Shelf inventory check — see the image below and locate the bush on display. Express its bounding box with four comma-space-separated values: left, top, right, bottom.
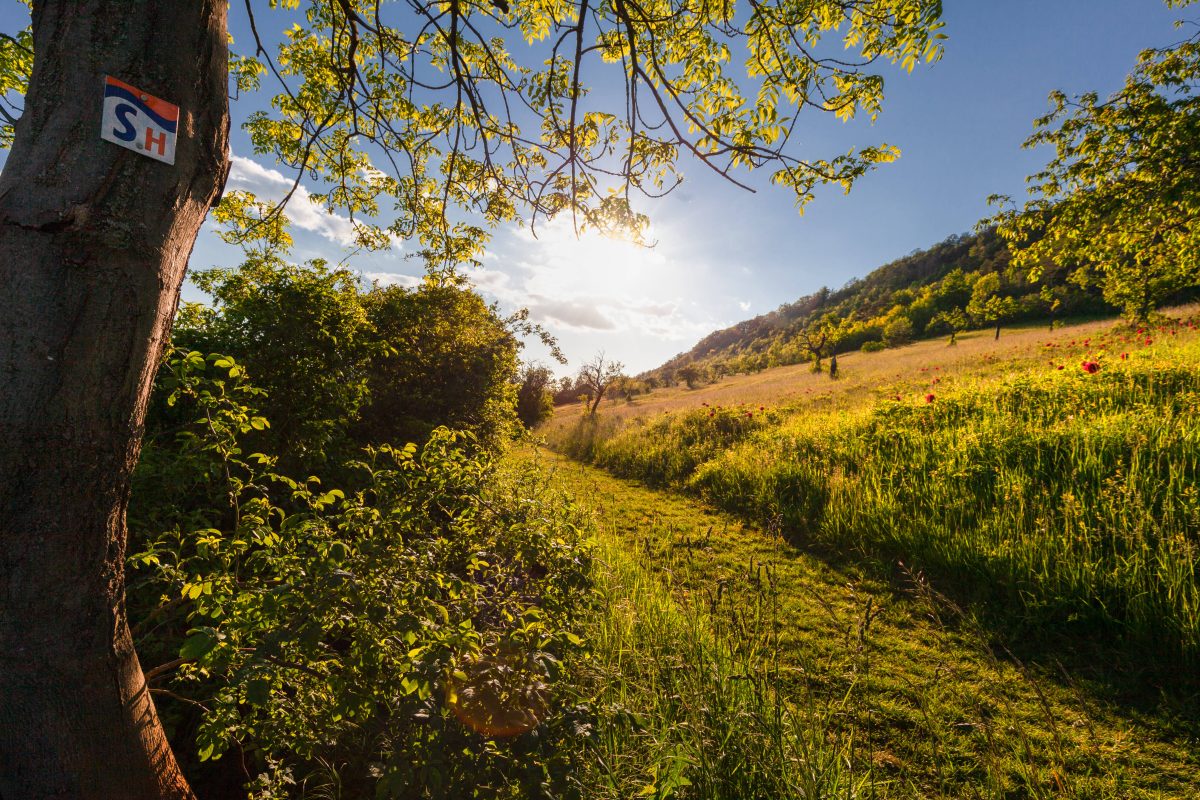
356, 280, 520, 450
129, 350, 594, 798
172, 259, 523, 480
515, 364, 556, 429
860, 340, 886, 353
881, 317, 915, 348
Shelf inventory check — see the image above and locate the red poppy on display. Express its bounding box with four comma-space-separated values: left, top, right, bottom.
1057, 365, 1065, 370
1145, 338, 1153, 345
1081, 360, 1100, 374
1121, 353, 1129, 360
925, 393, 936, 403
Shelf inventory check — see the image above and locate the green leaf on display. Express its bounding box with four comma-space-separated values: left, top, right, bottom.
245, 677, 271, 706
179, 627, 222, 660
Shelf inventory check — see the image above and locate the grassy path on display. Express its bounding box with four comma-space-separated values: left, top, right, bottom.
517, 446, 1200, 799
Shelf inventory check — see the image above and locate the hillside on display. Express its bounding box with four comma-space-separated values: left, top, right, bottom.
645, 227, 1108, 383
534, 308, 1200, 798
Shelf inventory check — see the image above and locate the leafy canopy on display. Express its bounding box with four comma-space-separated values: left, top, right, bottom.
990, 0, 1200, 322
220, 0, 945, 261
0, 1, 946, 261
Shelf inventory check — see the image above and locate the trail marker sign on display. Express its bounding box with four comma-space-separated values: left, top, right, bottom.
100, 76, 178, 165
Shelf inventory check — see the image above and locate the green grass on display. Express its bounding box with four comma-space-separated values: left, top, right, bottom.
519, 447, 1200, 799
543, 314, 1200, 670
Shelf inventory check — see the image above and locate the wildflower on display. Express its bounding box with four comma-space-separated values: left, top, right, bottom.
925, 393, 936, 403
1057, 365, 1065, 370
1121, 352, 1129, 360
1145, 338, 1153, 345
758, 406, 764, 411
1081, 360, 1100, 374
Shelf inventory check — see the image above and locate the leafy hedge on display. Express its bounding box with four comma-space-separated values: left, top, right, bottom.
129, 350, 594, 798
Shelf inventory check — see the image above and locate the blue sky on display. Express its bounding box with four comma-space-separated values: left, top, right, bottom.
0, 1, 1189, 375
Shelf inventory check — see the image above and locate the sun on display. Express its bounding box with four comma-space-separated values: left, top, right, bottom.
526, 220, 674, 302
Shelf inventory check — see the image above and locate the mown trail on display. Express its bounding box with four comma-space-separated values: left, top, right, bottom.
518, 446, 1200, 799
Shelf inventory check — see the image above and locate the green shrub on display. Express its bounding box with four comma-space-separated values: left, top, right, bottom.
129, 350, 593, 798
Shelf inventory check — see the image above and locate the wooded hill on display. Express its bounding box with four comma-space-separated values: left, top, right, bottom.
645, 227, 1136, 383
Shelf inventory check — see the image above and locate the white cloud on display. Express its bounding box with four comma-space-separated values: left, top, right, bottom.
461, 218, 725, 344
527, 297, 617, 330
362, 271, 421, 288
226, 155, 359, 247
739, 300, 752, 312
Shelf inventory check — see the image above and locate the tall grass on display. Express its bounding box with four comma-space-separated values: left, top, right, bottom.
546, 336, 1200, 666
577, 520, 867, 799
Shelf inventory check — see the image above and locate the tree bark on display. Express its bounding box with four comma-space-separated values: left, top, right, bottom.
0, 2, 228, 798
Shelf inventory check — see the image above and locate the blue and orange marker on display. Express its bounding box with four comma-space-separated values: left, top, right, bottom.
100, 76, 178, 165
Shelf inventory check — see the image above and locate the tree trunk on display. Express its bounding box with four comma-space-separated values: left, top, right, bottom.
995, 323, 1001, 340
0, 3, 229, 798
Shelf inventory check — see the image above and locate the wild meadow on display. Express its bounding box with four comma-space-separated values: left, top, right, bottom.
529, 312, 1200, 797
544, 314, 1200, 670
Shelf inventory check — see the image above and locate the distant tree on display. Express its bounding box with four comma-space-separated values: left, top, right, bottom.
991, 1, 1200, 322
516, 364, 557, 429
829, 353, 839, 379
928, 308, 969, 345
797, 325, 836, 372
934, 268, 974, 313
678, 364, 703, 389
610, 376, 650, 401
967, 273, 1019, 339
578, 353, 626, 415
881, 316, 915, 348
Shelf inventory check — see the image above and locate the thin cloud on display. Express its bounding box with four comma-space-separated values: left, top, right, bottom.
362, 271, 421, 288
226, 155, 359, 247
527, 297, 617, 331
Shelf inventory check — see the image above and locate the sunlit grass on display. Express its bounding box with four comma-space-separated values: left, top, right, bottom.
521, 448, 1200, 799
542, 309, 1200, 665
545, 314, 1155, 431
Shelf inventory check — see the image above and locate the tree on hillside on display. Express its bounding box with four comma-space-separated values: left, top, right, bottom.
678, 363, 703, 389
881, 315, 915, 347
990, 0, 1200, 323
928, 308, 969, 345
967, 273, 1019, 339
797, 324, 837, 372
0, 1, 945, 796
578, 352, 626, 415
